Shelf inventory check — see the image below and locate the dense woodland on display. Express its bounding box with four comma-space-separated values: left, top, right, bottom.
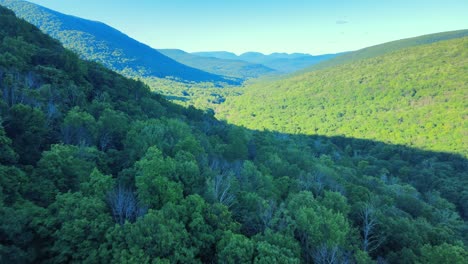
219, 37, 468, 157
0, 5, 467, 264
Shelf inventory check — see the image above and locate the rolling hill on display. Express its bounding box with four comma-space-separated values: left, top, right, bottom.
158, 48, 277, 79
193, 51, 340, 73
218, 35, 468, 157
306, 29, 468, 72
0, 0, 239, 84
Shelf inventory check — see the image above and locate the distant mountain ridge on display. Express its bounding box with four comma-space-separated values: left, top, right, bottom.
193, 51, 341, 73
157, 49, 276, 79
0, 0, 239, 84
192, 51, 240, 61
306, 29, 468, 72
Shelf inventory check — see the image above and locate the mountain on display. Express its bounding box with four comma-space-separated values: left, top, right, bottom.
157, 49, 277, 79
306, 29, 468, 72
239, 51, 322, 62
0, 5, 467, 263
193, 51, 341, 73
192, 51, 240, 60
218, 34, 468, 157
0, 0, 239, 84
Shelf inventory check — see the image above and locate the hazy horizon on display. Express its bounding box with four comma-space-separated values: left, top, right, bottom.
26, 0, 468, 55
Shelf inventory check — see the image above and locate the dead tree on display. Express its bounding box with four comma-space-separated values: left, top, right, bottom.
211, 172, 235, 208
107, 185, 146, 225
360, 203, 384, 253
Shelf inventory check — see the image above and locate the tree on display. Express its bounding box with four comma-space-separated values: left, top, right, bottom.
107, 185, 146, 225
234, 192, 269, 236
253, 230, 301, 264
208, 171, 236, 208
418, 243, 467, 264
178, 195, 222, 262
360, 203, 384, 253
135, 146, 182, 209
123, 119, 166, 164
254, 241, 300, 264
174, 134, 204, 157
217, 231, 254, 264
96, 108, 129, 151
311, 244, 347, 264
224, 127, 249, 161
0, 201, 46, 263
61, 107, 96, 146
32, 144, 101, 205
174, 151, 203, 195
4, 104, 47, 164
48, 192, 113, 263
287, 191, 350, 263
320, 190, 350, 216
239, 161, 269, 194
80, 168, 114, 198
103, 207, 195, 263
0, 165, 27, 205
0, 121, 18, 164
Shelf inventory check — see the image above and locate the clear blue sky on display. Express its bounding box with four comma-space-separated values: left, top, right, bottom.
28, 0, 468, 55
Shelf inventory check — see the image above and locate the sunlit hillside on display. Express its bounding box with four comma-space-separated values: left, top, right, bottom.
219, 36, 468, 157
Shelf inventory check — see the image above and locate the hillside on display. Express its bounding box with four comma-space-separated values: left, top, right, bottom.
218, 36, 468, 157
0, 0, 239, 84
0, 4, 467, 264
306, 29, 468, 72
158, 49, 277, 79
194, 51, 340, 73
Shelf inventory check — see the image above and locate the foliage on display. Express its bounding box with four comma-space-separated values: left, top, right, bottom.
142, 76, 245, 111
418, 243, 467, 264
0, 4, 466, 263
219, 37, 468, 157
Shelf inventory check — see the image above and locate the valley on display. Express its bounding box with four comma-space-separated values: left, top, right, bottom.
0, 1, 467, 263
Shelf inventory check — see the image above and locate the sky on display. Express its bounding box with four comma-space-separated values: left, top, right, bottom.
27, 0, 468, 55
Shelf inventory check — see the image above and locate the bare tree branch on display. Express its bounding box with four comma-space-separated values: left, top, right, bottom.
107, 185, 147, 225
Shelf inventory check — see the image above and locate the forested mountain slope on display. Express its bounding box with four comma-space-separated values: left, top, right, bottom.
193, 51, 340, 73
158, 49, 277, 80
0, 0, 238, 84
305, 29, 468, 72
218, 37, 468, 157
0, 5, 467, 264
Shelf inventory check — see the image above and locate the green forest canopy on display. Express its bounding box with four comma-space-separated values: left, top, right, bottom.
0, 5, 467, 264
218, 37, 468, 157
